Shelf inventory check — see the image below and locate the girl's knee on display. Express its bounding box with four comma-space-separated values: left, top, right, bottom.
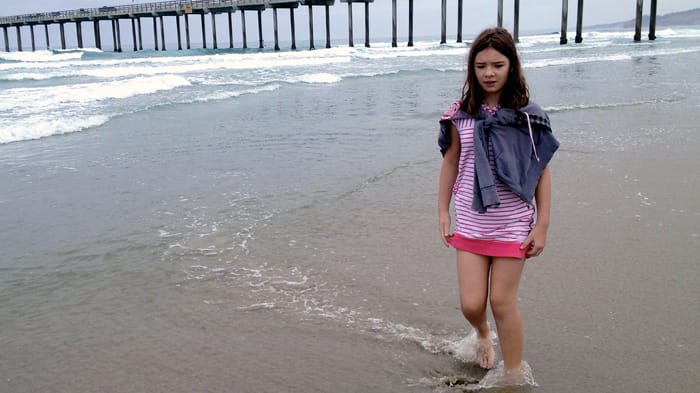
489, 292, 518, 319
460, 300, 487, 320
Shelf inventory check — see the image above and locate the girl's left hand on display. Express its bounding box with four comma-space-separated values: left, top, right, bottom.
521, 225, 548, 258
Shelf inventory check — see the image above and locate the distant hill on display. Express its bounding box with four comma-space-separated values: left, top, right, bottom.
589, 8, 700, 30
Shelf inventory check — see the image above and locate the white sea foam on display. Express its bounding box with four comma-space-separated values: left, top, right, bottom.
465, 361, 538, 390
0, 74, 190, 111
297, 72, 342, 84
237, 303, 276, 311
447, 329, 498, 363
0, 74, 190, 144
0, 115, 109, 144
352, 44, 467, 60
0, 72, 56, 81
543, 96, 681, 113
0, 49, 352, 79
77, 54, 352, 79
178, 84, 280, 104
0, 49, 85, 63
526, 53, 632, 68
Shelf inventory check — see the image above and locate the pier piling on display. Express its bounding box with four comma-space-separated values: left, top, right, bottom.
212, 13, 218, 49
3, 26, 8, 52
391, 0, 396, 47
291, 8, 297, 49
257, 10, 264, 48
77, 22, 83, 49
457, 0, 463, 43
513, 0, 520, 42
15, 26, 21, 51
116, 20, 122, 52
153, 17, 159, 50
131, 19, 137, 51
30, 25, 35, 51
273, 8, 279, 50
161, 16, 166, 50
109, 19, 117, 52
634, 0, 644, 41
240, 11, 247, 49
176, 15, 183, 50
44, 24, 49, 50
440, 0, 446, 45
364, 1, 369, 47
137, 18, 143, 50
575, 0, 584, 43
560, 0, 569, 45
228, 12, 234, 48
60, 22, 66, 50
185, 14, 191, 49
408, 0, 413, 47
347, 2, 353, 47
94, 21, 102, 50
308, 5, 314, 49
201, 14, 207, 49
649, 0, 658, 40
325, 4, 331, 48
497, 0, 503, 28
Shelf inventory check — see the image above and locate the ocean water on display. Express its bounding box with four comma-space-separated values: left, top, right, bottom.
1, 28, 699, 392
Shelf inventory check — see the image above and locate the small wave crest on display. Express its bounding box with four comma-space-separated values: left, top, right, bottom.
184, 83, 280, 103
0, 115, 109, 144
0, 74, 192, 144
526, 45, 700, 69
526, 53, 631, 68
297, 72, 342, 84
0, 72, 57, 81
0, 49, 85, 63
0, 74, 190, 111
544, 96, 682, 113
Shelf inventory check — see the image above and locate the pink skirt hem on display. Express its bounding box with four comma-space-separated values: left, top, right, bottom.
449, 233, 528, 259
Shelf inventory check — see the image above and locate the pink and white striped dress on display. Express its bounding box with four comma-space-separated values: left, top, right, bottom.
442, 103, 535, 259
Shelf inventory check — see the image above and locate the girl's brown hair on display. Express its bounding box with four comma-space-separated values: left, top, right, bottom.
460, 27, 529, 116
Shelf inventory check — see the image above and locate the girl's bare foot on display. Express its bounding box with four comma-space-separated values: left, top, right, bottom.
474, 361, 537, 389
475, 335, 495, 369
503, 365, 526, 385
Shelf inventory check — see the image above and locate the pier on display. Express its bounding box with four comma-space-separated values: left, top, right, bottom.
0, 0, 662, 53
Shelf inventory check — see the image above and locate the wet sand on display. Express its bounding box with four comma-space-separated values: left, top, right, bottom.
524, 141, 700, 392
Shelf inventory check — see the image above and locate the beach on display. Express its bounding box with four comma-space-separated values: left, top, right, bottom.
1, 30, 699, 392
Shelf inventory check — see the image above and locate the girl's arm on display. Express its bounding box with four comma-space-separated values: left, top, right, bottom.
438, 124, 460, 247
522, 165, 551, 257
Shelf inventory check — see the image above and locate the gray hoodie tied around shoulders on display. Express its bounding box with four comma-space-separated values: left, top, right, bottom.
439, 101, 560, 214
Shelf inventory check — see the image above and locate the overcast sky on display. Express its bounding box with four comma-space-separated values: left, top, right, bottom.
1, 1, 698, 45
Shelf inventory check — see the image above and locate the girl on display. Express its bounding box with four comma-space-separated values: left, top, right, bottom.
437, 27, 559, 382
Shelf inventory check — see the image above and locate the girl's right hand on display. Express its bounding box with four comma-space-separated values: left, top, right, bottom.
439, 211, 452, 248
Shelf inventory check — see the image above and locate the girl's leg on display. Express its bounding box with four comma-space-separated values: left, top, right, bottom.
489, 257, 526, 374
456, 250, 494, 368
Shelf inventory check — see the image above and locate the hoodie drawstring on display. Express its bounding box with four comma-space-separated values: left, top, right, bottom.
523, 112, 540, 162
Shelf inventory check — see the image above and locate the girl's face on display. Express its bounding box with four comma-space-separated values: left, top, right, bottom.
474, 48, 511, 104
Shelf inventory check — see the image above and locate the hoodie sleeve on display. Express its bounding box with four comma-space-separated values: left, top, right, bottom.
438, 100, 463, 156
